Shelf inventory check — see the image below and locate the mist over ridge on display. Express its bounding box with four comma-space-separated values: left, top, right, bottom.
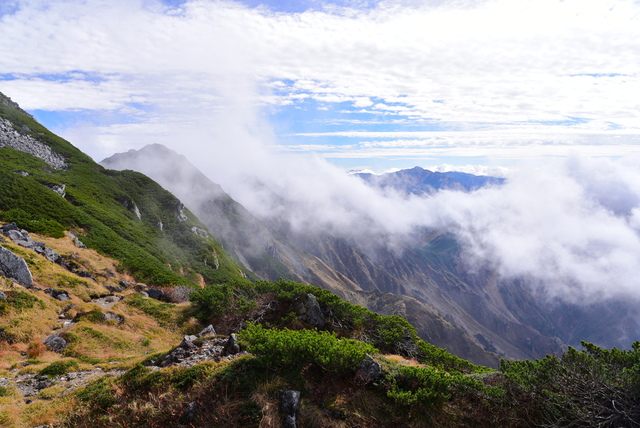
222, 151, 638, 304
103, 141, 640, 308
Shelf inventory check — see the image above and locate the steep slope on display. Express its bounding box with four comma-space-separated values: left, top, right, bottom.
1, 92, 249, 287
102, 145, 499, 366
102, 144, 640, 366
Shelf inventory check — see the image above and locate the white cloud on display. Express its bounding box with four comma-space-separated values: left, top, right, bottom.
1, 0, 639, 139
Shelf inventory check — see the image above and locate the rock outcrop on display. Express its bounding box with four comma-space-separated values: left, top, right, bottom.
0, 117, 67, 170
280, 390, 301, 428
0, 246, 33, 287
293, 293, 325, 329
356, 356, 382, 385
2, 223, 64, 265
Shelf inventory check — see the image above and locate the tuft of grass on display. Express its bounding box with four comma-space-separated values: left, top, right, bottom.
39, 360, 79, 378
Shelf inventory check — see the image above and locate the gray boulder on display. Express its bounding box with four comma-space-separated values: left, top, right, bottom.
0, 246, 33, 286
146, 288, 164, 301
69, 234, 87, 249
280, 390, 301, 428
223, 333, 240, 356
103, 312, 125, 325
356, 356, 382, 384
44, 288, 70, 301
43, 334, 67, 353
293, 293, 325, 329
190, 226, 209, 238
46, 184, 66, 197
5, 229, 32, 247
3, 228, 48, 255
0, 222, 19, 233
198, 324, 216, 337
43, 247, 62, 264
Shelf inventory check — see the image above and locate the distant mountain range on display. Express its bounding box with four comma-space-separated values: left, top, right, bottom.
354, 166, 504, 195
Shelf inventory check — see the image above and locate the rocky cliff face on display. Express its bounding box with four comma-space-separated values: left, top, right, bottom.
0, 115, 68, 170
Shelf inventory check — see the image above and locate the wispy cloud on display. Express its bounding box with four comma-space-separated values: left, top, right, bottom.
0, 0, 639, 165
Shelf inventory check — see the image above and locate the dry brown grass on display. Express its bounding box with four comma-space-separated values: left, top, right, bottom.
382, 354, 425, 367
26, 341, 46, 359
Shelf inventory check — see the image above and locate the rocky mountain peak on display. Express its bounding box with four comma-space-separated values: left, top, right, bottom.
0, 91, 34, 119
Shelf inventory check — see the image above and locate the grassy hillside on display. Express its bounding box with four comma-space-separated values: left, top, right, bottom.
0, 99, 251, 286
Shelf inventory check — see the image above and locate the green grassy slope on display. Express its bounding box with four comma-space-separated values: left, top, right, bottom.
0, 97, 251, 286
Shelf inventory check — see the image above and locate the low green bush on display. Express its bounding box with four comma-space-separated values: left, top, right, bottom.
190, 283, 233, 321
386, 365, 452, 407
240, 323, 376, 373
501, 341, 640, 427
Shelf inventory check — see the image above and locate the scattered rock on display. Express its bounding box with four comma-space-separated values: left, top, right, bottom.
75, 270, 95, 281
198, 324, 216, 337
356, 356, 382, 385
0, 245, 34, 287
281, 390, 301, 428
44, 288, 70, 301
118, 280, 131, 288
179, 401, 198, 424
154, 335, 246, 368
190, 226, 209, 238
176, 203, 189, 222
43, 335, 67, 353
103, 312, 125, 325
46, 183, 66, 197
146, 288, 165, 301
0, 222, 19, 233
73, 238, 87, 249
0, 290, 6, 301
223, 333, 240, 356
14, 171, 29, 177
5, 228, 34, 247
43, 246, 63, 264
183, 335, 198, 344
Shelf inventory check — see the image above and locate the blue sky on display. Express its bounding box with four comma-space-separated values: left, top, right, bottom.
1, 0, 640, 174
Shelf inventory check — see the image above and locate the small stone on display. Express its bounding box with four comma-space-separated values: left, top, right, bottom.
182, 335, 197, 344
179, 401, 198, 424
103, 312, 125, 325
198, 324, 216, 337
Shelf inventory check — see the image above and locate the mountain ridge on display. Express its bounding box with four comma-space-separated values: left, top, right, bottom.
102, 144, 500, 367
